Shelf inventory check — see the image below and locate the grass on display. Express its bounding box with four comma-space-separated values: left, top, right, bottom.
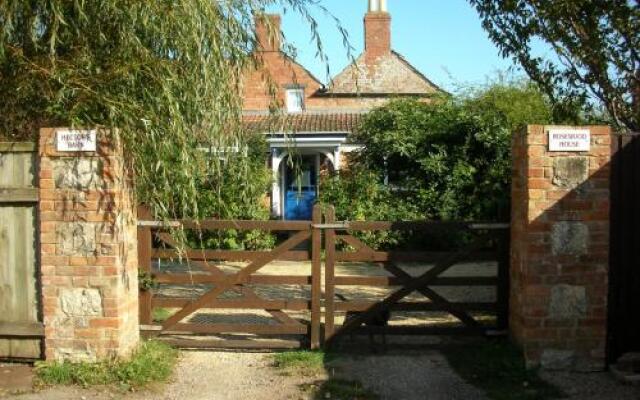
152, 307, 173, 323
442, 340, 566, 400
35, 340, 178, 390
273, 350, 327, 376
273, 351, 378, 400
313, 379, 379, 400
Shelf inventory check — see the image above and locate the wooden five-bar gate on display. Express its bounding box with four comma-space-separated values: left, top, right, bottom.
138, 205, 510, 350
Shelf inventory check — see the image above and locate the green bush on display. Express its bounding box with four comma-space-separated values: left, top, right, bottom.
351, 95, 516, 222
35, 341, 178, 390
319, 168, 422, 250
319, 80, 592, 249
182, 133, 276, 250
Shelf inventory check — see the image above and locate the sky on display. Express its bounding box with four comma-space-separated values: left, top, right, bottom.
268, 0, 545, 92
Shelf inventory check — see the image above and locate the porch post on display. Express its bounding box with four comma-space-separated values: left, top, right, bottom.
333, 147, 342, 171
271, 149, 284, 218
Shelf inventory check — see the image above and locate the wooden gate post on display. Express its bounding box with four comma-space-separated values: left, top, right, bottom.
137, 206, 153, 326
310, 204, 322, 349
323, 206, 337, 342
496, 228, 510, 331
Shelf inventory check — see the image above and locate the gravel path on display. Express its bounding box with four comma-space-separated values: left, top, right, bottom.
7, 350, 640, 400
329, 351, 489, 400
154, 260, 498, 331
10, 352, 316, 400
540, 370, 640, 400
135, 351, 316, 400
7, 349, 490, 400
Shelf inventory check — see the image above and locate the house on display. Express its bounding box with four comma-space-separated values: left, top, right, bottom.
242, 0, 441, 219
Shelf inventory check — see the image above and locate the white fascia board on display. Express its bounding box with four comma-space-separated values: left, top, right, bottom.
267, 133, 349, 148
340, 144, 364, 152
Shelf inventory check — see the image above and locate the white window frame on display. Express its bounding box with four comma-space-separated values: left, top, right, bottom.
286, 88, 305, 113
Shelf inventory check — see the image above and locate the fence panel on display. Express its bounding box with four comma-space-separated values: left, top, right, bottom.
608, 133, 640, 363
0, 143, 42, 360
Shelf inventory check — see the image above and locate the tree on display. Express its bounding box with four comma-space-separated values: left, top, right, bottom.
468, 0, 640, 131
0, 1, 344, 220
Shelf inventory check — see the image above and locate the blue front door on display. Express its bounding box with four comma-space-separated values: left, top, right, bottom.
284, 155, 317, 220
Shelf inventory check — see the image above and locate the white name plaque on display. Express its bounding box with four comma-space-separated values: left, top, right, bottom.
548, 128, 590, 152
56, 129, 97, 152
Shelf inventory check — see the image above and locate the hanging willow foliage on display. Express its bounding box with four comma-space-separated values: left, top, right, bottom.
0, 0, 349, 220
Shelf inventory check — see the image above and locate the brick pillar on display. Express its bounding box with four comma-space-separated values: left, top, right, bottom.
510, 125, 611, 371
39, 128, 139, 362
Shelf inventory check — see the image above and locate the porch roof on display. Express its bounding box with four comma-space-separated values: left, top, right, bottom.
242, 112, 364, 135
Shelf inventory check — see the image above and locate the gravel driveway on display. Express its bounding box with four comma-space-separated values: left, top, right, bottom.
8, 349, 487, 400
7, 349, 640, 400
153, 259, 498, 332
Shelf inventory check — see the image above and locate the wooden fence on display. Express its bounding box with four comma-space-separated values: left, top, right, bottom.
0, 142, 43, 360
138, 205, 510, 350
608, 132, 640, 363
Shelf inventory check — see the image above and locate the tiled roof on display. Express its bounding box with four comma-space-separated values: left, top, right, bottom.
328, 51, 442, 95
242, 112, 364, 134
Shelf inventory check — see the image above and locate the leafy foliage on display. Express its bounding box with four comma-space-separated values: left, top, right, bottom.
468, 0, 640, 131
319, 168, 421, 250
322, 81, 582, 241
0, 0, 346, 223
186, 133, 275, 250
350, 94, 519, 222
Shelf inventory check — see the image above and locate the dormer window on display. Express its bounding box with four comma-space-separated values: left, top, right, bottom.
286, 88, 305, 113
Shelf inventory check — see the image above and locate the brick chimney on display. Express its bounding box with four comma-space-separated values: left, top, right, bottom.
364, 0, 391, 63
255, 14, 281, 52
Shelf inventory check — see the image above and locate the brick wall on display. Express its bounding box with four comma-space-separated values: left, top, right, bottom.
241, 52, 326, 112
241, 52, 433, 113
510, 125, 611, 371
243, 12, 436, 114
39, 128, 139, 362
